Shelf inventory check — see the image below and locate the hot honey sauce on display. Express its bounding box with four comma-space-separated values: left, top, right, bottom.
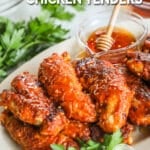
87, 27, 136, 53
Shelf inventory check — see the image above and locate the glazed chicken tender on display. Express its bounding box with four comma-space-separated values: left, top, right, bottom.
126, 51, 150, 82
0, 90, 50, 125
75, 57, 133, 133
38, 52, 97, 123
10, 72, 70, 135
11, 72, 51, 100
129, 81, 150, 126
40, 109, 90, 140
10, 72, 90, 139
116, 64, 150, 126
0, 110, 79, 150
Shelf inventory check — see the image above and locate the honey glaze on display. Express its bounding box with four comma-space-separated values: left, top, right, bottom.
87, 27, 136, 53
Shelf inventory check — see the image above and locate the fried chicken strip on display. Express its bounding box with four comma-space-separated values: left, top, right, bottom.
39, 110, 68, 137
10, 72, 91, 139
11, 72, 50, 100
41, 113, 90, 141
0, 90, 50, 125
38, 52, 97, 123
116, 64, 150, 126
0, 110, 79, 150
129, 81, 150, 126
75, 57, 133, 133
126, 51, 150, 82
62, 121, 90, 141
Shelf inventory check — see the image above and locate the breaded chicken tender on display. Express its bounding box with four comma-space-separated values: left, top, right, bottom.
1, 71, 91, 143
75, 57, 133, 133
11, 72, 54, 110
38, 52, 97, 123
0, 110, 79, 150
11, 72, 47, 99
126, 51, 150, 82
116, 64, 150, 126
41, 111, 90, 141
62, 121, 90, 141
129, 83, 150, 126
0, 90, 50, 125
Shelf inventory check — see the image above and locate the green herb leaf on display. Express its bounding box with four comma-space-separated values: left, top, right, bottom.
50, 144, 65, 150
72, 0, 87, 11
0, 69, 7, 77
68, 147, 77, 150
104, 130, 123, 150
0, 3, 86, 82
41, 4, 74, 21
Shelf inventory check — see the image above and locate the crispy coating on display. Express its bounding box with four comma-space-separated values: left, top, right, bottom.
75, 57, 133, 133
126, 51, 150, 82
0, 110, 79, 150
11, 72, 54, 110
129, 81, 150, 126
121, 123, 134, 145
38, 52, 97, 123
11, 72, 47, 99
40, 110, 69, 136
41, 112, 90, 140
116, 64, 150, 126
0, 90, 50, 125
62, 121, 90, 141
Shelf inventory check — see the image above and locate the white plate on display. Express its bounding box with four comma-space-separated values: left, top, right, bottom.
0, 37, 150, 150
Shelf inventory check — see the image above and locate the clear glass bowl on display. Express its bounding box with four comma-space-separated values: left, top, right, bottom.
76, 9, 148, 63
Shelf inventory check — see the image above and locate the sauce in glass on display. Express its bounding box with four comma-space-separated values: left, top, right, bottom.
87, 27, 136, 53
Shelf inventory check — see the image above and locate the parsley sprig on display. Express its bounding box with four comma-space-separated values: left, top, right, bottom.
0, 13, 68, 80
50, 130, 123, 150
0, 2, 87, 81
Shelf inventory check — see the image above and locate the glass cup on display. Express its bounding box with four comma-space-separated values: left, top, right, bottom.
76, 8, 148, 63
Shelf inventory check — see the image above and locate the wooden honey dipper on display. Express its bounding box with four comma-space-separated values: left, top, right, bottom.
96, 4, 121, 51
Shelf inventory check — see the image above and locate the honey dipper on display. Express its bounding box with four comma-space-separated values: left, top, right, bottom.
96, 3, 121, 51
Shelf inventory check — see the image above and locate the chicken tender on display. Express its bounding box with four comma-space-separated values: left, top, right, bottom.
40, 110, 69, 137
38, 52, 97, 123
42, 113, 90, 141
0, 110, 79, 150
2, 72, 91, 140
129, 81, 150, 126
75, 57, 133, 133
62, 121, 90, 141
126, 51, 150, 82
0, 90, 50, 125
116, 64, 150, 126
11, 72, 50, 100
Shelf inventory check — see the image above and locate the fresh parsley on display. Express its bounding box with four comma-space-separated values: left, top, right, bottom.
103, 130, 123, 150
41, 4, 74, 21
40, 0, 87, 20
0, 13, 68, 80
0, 3, 86, 81
50, 130, 123, 150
